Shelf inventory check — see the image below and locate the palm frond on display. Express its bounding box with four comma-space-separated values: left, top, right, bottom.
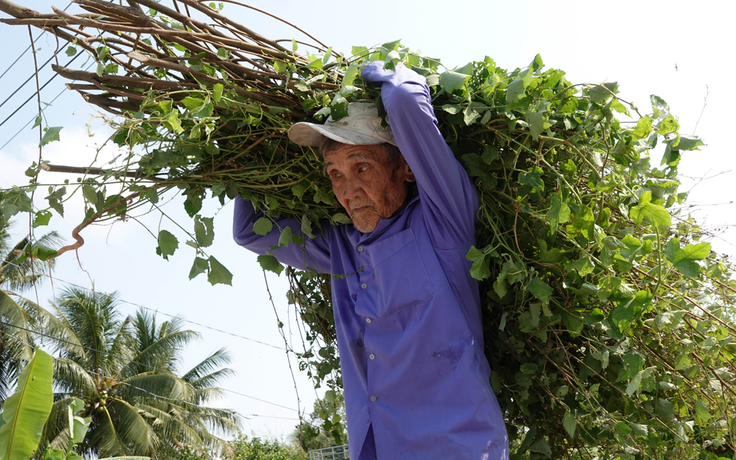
52, 356, 98, 395
181, 347, 232, 384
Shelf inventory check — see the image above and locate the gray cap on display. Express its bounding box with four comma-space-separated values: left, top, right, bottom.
288, 102, 397, 147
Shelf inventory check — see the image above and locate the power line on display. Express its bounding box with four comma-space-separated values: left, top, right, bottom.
0, 319, 300, 415
118, 299, 285, 351
10, 269, 286, 351
0, 51, 83, 130
9, 332, 297, 425
0, 60, 94, 151
0, 1, 73, 82
0, 52, 57, 110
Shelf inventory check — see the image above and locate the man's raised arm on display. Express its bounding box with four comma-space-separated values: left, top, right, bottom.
362, 62, 480, 246
232, 197, 331, 272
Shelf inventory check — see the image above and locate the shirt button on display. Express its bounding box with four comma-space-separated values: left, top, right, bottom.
369, 353, 375, 360
361, 283, 367, 290
370, 395, 377, 402
366, 318, 372, 324
357, 245, 364, 252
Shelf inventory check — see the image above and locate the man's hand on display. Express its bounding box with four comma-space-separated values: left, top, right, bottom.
361, 61, 426, 87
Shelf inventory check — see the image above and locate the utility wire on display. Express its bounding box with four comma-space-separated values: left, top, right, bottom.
2, 265, 287, 351
10, 332, 298, 423
119, 299, 286, 351
0, 1, 73, 81
0, 51, 83, 129
1, 60, 93, 151
0, 53, 57, 110
0, 319, 300, 414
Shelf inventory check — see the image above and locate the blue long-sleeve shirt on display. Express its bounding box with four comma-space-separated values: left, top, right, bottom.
233, 62, 509, 460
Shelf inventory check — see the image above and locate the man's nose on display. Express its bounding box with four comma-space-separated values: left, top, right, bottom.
344, 179, 363, 199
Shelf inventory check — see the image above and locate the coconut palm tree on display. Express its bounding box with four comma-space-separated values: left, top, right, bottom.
43, 287, 241, 459
0, 199, 63, 403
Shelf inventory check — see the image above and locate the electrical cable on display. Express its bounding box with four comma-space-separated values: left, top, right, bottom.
0, 319, 300, 414
1, 264, 288, 351
0, 60, 93, 151
0, 51, 83, 129
0, 53, 57, 110
8, 333, 298, 423
0, 1, 74, 82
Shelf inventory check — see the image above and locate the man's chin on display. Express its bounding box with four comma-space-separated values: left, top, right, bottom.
351, 215, 379, 233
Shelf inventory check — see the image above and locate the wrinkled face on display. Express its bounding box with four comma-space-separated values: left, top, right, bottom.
324, 144, 415, 233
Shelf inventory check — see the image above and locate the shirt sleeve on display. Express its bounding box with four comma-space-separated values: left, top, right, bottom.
232, 197, 332, 272
362, 62, 480, 247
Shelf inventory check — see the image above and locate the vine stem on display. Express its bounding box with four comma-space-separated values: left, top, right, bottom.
262, 270, 303, 424
28, 24, 44, 341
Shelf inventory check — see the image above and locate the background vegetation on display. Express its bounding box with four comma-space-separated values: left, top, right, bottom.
0, 1, 734, 459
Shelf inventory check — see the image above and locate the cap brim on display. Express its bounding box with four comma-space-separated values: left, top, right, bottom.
289, 122, 392, 147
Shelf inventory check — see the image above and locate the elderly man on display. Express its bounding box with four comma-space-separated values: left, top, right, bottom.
233, 61, 509, 459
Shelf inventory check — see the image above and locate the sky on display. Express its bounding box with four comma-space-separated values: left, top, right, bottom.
1, 0, 734, 442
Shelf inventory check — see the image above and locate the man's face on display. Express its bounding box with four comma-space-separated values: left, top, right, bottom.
324, 144, 415, 233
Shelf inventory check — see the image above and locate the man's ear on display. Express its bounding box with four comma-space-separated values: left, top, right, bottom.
399, 156, 416, 183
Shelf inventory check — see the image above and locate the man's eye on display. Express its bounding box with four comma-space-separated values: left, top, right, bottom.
330, 172, 341, 179
358, 166, 368, 173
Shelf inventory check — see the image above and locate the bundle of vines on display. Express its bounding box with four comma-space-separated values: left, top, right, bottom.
2, 0, 736, 458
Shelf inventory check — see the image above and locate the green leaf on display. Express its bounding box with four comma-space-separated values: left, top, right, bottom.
0, 349, 54, 460
664, 238, 711, 277
568, 256, 595, 277
547, 193, 570, 237
656, 398, 675, 422
439, 71, 469, 94
207, 256, 233, 285
213, 83, 224, 103
253, 217, 273, 236
694, 400, 711, 425
520, 363, 538, 374
630, 191, 671, 228
566, 205, 595, 241
82, 185, 98, 205
156, 230, 178, 260
193, 215, 215, 248
65, 46, 77, 57
257, 254, 284, 276
526, 111, 552, 140
165, 110, 184, 133
466, 246, 491, 280
676, 135, 705, 151
616, 351, 645, 382
615, 421, 632, 436
519, 166, 544, 192
216, 47, 231, 60
527, 277, 553, 304
630, 116, 653, 140
188, 257, 209, 280
273, 60, 287, 74
278, 226, 293, 247
182, 97, 205, 110
39, 126, 62, 147
343, 64, 359, 87
563, 412, 576, 438
506, 67, 534, 103
588, 82, 618, 104
528, 438, 552, 456
629, 422, 649, 438
32, 210, 52, 228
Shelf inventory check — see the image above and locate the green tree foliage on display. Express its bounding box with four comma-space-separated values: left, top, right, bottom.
41, 287, 240, 459
2, 2, 736, 458
292, 392, 346, 453
0, 195, 62, 403
231, 436, 306, 460
0, 349, 53, 460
